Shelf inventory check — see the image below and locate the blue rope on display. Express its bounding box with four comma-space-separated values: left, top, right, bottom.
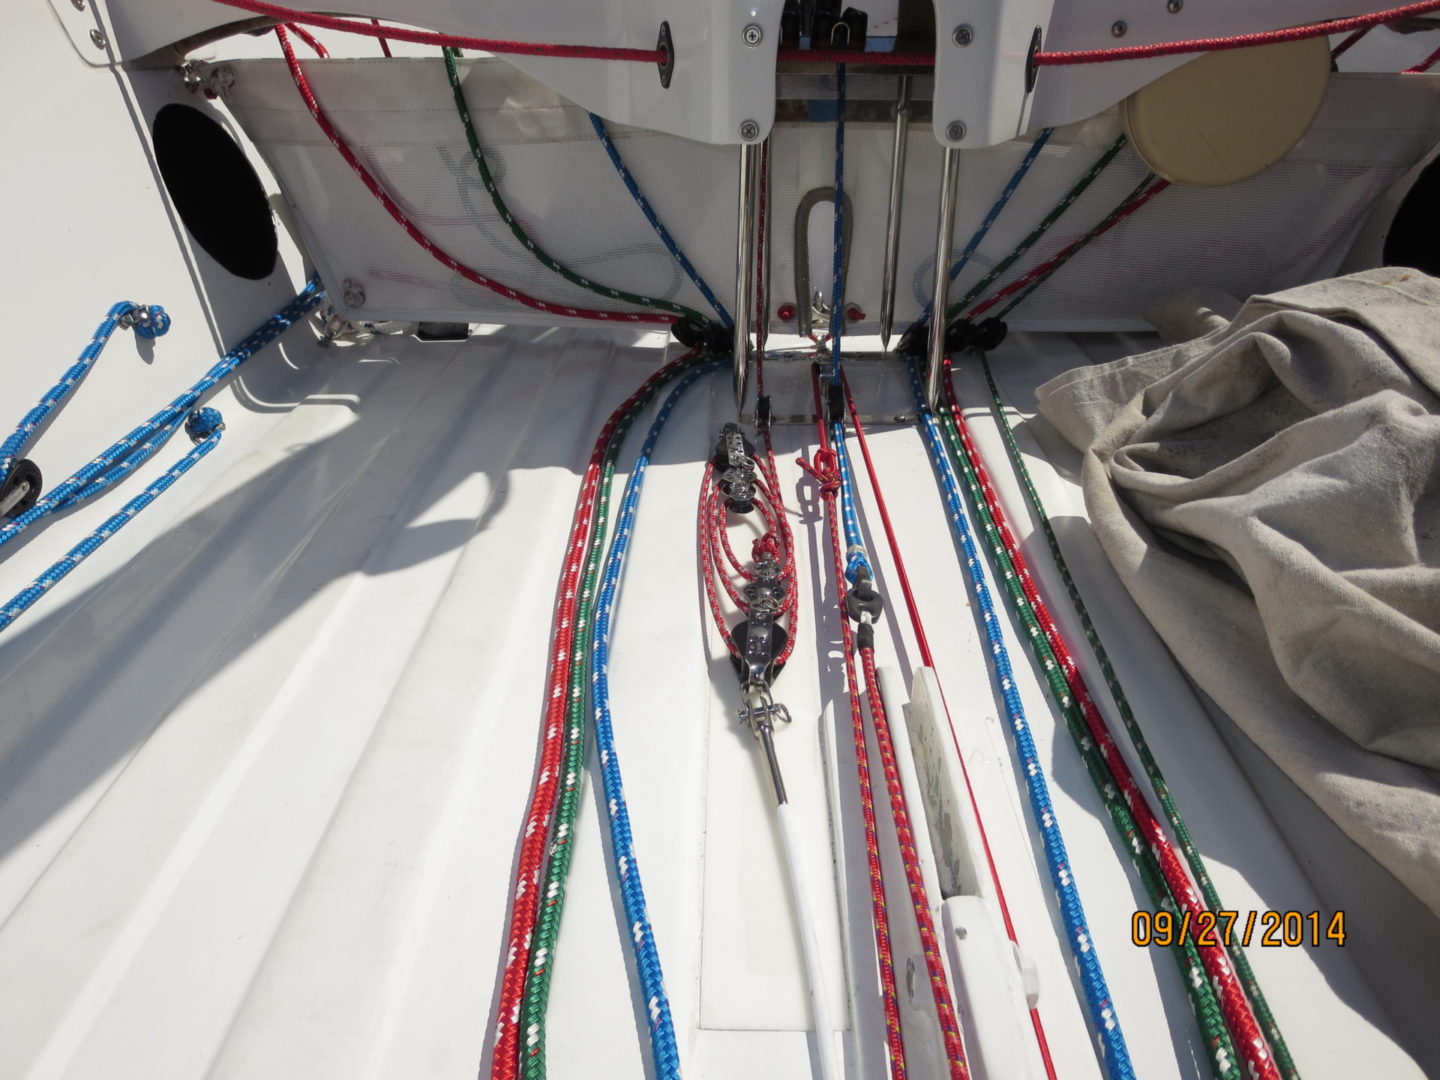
823, 63, 872, 584
0, 302, 170, 482
917, 129, 1053, 326
0, 410, 222, 633
828, 64, 847, 384
588, 114, 733, 327
904, 357, 1136, 1080
0, 278, 325, 633
591, 360, 718, 1080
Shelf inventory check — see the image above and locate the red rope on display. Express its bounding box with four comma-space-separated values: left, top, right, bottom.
286, 21, 328, 57
488, 350, 701, 1080
840, 371, 1061, 1080
274, 27, 673, 325
967, 179, 1171, 318
1406, 40, 1440, 70
803, 369, 908, 1079
219, 0, 663, 62
369, 17, 393, 57
1034, 0, 1440, 66
940, 372, 1282, 1080
858, 643, 972, 1080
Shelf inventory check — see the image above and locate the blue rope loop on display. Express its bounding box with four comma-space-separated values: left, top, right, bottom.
917, 129, 1054, 326
588, 114, 733, 328
592, 360, 720, 1080
0, 277, 325, 634
0, 300, 157, 481
904, 357, 1136, 1080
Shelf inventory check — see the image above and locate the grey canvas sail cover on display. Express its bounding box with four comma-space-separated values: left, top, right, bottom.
1036, 269, 1440, 915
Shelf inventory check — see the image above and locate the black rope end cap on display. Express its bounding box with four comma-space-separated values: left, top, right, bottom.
1, 459, 42, 520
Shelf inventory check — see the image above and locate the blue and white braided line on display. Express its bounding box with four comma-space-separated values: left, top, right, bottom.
0, 301, 170, 481
0, 409, 222, 632
904, 358, 1136, 1080
0, 277, 324, 554
824, 63, 872, 585
589, 114, 733, 327
917, 128, 1053, 326
591, 360, 718, 1080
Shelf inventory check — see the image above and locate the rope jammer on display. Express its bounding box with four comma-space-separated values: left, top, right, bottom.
0, 279, 324, 632
975, 352, 1299, 1079
904, 356, 1137, 1080
441, 50, 711, 325
217, 0, 666, 63
275, 27, 675, 326
935, 368, 1280, 1080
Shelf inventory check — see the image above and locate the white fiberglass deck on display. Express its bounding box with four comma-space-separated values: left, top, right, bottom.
5, 4, 1440, 1077
0, 320, 1436, 1080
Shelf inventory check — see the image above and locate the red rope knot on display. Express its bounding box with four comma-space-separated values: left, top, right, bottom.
752, 533, 782, 566
797, 448, 841, 495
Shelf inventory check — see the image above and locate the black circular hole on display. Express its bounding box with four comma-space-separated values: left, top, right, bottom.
153, 103, 278, 280
1383, 153, 1440, 277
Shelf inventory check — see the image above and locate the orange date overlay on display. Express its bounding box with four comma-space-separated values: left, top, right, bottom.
1131, 910, 1346, 948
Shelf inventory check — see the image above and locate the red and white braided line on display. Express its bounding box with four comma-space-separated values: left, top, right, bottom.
859, 645, 972, 1079
841, 373, 1061, 1080
805, 371, 908, 1078
941, 375, 1280, 1080
276, 27, 674, 326
489, 352, 700, 1080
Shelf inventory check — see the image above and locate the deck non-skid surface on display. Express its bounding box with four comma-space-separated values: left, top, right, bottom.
0, 326, 1433, 1079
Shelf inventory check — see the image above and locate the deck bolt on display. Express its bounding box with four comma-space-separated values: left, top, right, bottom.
952, 24, 973, 47
1111, 20, 1128, 36
743, 23, 763, 46
90, 27, 107, 49
739, 119, 761, 141
1167, 0, 1183, 10
945, 120, 966, 142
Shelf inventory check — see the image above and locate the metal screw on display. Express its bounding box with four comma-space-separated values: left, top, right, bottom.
739, 119, 760, 141
89, 27, 107, 49
1111, 20, 1128, 37
342, 278, 366, 308
742, 23, 763, 46
70, 0, 85, 9
945, 120, 966, 142
1167, 0, 1183, 10
952, 24, 973, 47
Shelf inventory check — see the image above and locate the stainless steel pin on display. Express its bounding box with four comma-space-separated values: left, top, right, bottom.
880, 76, 912, 352
927, 147, 961, 409
733, 141, 761, 411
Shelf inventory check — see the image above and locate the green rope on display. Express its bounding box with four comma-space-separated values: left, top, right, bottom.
519, 351, 711, 1078
944, 133, 1130, 322
442, 49, 709, 325
932, 395, 1241, 1080
975, 354, 1300, 1080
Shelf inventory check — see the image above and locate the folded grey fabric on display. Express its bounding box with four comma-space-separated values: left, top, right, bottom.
1035, 268, 1440, 915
